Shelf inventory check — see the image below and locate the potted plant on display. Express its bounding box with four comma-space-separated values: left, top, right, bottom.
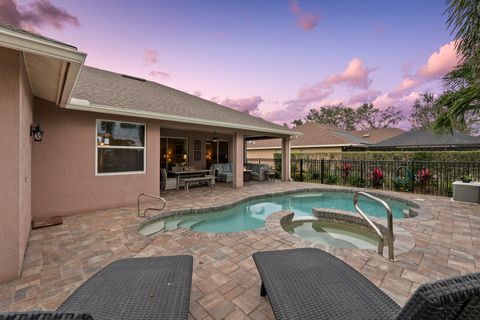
461, 174, 473, 183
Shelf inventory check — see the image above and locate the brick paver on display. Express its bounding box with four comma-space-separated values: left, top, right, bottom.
0, 181, 479, 319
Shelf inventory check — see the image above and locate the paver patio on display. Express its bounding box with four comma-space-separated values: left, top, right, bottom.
0, 181, 479, 319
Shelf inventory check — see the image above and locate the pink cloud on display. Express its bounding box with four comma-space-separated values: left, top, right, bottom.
192, 90, 202, 97
0, 0, 79, 32
289, 0, 320, 31
346, 89, 381, 105
217, 96, 264, 114
272, 58, 374, 121
143, 48, 159, 65
389, 41, 460, 98
325, 58, 373, 89
418, 41, 460, 80
148, 70, 170, 80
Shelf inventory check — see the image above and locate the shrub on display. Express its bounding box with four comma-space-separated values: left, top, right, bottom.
350, 175, 366, 187
324, 175, 338, 185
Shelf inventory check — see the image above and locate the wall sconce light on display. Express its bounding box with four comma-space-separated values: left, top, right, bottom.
30, 123, 44, 142
183, 154, 187, 160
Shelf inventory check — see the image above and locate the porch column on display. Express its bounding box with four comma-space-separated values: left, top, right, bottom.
233, 133, 244, 188
281, 136, 291, 181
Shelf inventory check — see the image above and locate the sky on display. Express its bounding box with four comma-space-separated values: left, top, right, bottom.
0, 0, 459, 129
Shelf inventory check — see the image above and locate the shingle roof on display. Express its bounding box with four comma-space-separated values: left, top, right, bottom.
247, 122, 372, 149
71, 66, 296, 135
371, 130, 480, 149
351, 128, 405, 143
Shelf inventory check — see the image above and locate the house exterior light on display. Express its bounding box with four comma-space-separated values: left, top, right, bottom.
30, 123, 44, 141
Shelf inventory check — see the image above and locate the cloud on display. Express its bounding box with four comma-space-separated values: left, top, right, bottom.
143, 49, 159, 65
217, 96, 264, 113
418, 41, 459, 80
0, 0, 79, 32
325, 58, 373, 89
270, 58, 374, 121
148, 70, 170, 80
389, 41, 460, 98
346, 89, 381, 105
289, 0, 320, 31
192, 90, 202, 97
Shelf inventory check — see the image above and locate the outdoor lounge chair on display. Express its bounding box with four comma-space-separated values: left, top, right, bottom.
253, 248, 480, 320
1, 255, 193, 320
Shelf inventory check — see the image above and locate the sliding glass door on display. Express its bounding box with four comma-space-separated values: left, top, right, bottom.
206, 140, 229, 168
160, 137, 188, 171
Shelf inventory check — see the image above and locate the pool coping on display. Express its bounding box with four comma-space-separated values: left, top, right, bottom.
138, 186, 433, 237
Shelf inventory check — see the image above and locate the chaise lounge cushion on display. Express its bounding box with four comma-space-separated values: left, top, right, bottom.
253, 248, 480, 320
0, 313, 94, 320
57, 256, 193, 320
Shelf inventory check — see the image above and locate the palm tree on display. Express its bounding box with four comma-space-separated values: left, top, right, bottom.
434, 0, 480, 133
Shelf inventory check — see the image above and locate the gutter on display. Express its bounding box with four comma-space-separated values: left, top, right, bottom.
68, 98, 302, 137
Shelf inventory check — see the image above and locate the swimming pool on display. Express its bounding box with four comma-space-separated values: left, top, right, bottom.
143, 191, 412, 234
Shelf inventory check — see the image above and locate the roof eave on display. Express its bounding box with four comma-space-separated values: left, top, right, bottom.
68, 98, 300, 136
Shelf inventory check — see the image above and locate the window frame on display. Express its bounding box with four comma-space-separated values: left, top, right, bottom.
95, 119, 147, 176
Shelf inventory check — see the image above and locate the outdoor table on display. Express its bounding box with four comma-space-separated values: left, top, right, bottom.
243, 169, 252, 182
169, 170, 211, 190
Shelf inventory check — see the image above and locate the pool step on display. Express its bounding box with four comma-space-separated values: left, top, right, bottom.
164, 217, 185, 230
177, 220, 200, 229
139, 220, 165, 236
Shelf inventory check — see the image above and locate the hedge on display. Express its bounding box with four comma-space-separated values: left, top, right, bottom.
287, 151, 480, 162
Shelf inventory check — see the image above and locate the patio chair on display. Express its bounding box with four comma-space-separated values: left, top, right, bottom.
161, 168, 177, 191
253, 248, 480, 320
1, 255, 193, 320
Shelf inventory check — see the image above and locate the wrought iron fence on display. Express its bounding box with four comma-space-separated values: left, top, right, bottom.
246, 158, 480, 197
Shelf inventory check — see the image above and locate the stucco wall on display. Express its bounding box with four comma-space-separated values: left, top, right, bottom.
32, 100, 160, 218
0, 47, 33, 282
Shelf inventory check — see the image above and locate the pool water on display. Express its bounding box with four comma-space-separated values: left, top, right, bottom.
157, 191, 410, 233
283, 221, 382, 249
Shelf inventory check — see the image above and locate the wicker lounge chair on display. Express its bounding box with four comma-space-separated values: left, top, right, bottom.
253, 248, 480, 320
1, 256, 193, 320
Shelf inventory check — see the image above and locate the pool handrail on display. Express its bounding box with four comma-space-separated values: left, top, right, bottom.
137, 193, 167, 217
353, 191, 395, 261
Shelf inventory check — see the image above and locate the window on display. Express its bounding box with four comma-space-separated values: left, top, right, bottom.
206, 140, 229, 168
160, 137, 188, 171
96, 120, 146, 174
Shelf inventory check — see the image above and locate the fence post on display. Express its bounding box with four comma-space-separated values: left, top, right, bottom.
320, 159, 325, 183
360, 160, 364, 181
411, 160, 415, 193
299, 159, 304, 181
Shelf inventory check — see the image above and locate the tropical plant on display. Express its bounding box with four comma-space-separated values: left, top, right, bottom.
371, 167, 384, 188
433, 0, 480, 132
341, 162, 352, 181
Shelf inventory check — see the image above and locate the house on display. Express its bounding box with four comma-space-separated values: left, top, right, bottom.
370, 129, 480, 151
0, 23, 299, 282
246, 122, 404, 159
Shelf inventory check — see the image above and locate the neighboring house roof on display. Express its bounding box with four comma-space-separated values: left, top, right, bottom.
351, 128, 405, 143
371, 130, 480, 149
247, 122, 372, 149
68, 66, 297, 136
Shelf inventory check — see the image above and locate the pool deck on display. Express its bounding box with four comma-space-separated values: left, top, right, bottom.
1, 181, 479, 319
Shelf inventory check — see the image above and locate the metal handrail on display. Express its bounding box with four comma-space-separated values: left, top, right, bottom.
353, 191, 395, 261
137, 193, 167, 218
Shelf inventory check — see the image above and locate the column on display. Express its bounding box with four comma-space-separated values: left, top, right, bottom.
281, 136, 291, 181
233, 133, 244, 188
